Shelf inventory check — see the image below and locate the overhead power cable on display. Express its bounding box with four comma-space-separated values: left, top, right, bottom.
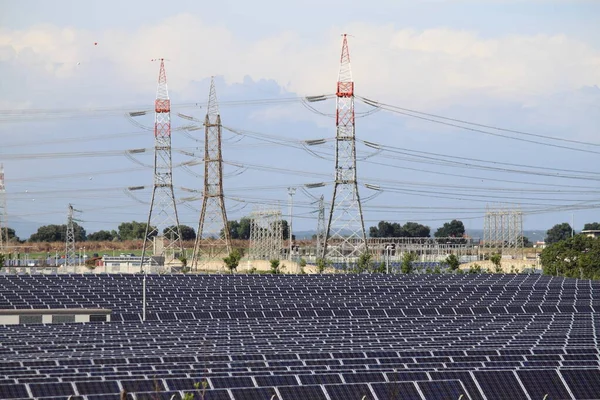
359, 96, 600, 155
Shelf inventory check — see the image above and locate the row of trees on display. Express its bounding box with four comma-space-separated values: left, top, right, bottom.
369, 219, 465, 238
6, 219, 600, 245
545, 222, 600, 245
6, 218, 294, 243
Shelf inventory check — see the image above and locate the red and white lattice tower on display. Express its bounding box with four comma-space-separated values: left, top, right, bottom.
140, 59, 184, 269
323, 34, 367, 264
0, 163, 7, 252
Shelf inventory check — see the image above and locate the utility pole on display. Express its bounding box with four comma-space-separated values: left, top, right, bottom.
287, 187, 296, 261
324, 34, 367, 266
140, 58, 183, 272
191, 77, 231, 270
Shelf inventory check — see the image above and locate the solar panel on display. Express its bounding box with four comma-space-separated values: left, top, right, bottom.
277, 385, 328, 400
560, 369, 600, 399
325, 383, 374, 400
229, 387, 278, 400
418, 380, 473, 400
370, 382, 422, 400
0, 383, 29, 399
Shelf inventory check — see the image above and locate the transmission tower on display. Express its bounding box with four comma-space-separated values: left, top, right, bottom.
65, 204, 82, 268
483, 205, 524, 259
0, 163, 7, 252
191, 77, 231, 270
316, 195, 326, 259
324, 34, 367, 264
249, 207, 283, 261
141, 59, 184, 270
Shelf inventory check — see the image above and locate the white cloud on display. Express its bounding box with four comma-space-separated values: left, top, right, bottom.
0, 14, 599, 111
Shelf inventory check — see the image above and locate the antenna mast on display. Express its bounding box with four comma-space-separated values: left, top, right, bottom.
140, 59, 184, 271
323, 34, 367, 265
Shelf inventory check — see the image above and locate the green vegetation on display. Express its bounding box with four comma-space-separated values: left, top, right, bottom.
401, 252, 417, 274
434, 219, 465, 238
545, 222, 573, 245
444, 254, 460, 272
223, 249, 242, 274
369, 221, 430, 238
269, 259, 282, 274
490, 253, 502, 273
163, 225, 196, 241
355, 252, 372, 273
315, 258, 327, 274
29, 223, 86, 242
540, 234, 600, 279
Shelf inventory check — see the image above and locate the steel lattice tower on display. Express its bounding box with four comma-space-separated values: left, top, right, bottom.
249, 207, 283, 261
65, 204, 77, 267
483, 205, 524, 259
316, 195, 326, 259
141, 59, 183, 269
0, 164, 7, 252
191, 78, 231, 270
324, 34, 367, 263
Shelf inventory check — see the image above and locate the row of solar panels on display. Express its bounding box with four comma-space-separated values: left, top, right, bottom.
1, 368, 600, 400
1, 276, 599, 314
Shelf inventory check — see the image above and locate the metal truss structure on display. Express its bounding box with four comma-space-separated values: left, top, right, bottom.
324, 34, 367, 264
249, 207, 283, 261
297, 236, 477, 264
65, 204, 81, 267
191, 78, 231, 269
316, 195, 326, 259
0, 164, 7, 253
141, 59, 183, 269
483, 205, 524, 259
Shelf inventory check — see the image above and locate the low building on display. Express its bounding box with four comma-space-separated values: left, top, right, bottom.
581, 230, 600, 238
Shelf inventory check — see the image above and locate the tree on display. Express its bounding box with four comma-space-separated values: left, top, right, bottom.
118, 221, 156, 240
0, 253, 5, 269
87, 230, 118, 241
223, 218, 251, 240
369, 221, 400, 238
583, 222, 600, 231
373, 261, 386, 274
545, 222, 573, 245
369, 221, 430, 238
444, 254, 460, 271
280, 220, 295, 241
29, 223, 86, 242
356, 252, 372, 273
490, 253, 502, 273
540, 235, 600, 279
434, 220, 465, 238
163, 225, 196, 241
402, 222, 430, 238
401, 252, 417, 274
270, 259, 282, 274
223, 249, 242, 274
1, 227, 20, 243
316, 258, 327, 274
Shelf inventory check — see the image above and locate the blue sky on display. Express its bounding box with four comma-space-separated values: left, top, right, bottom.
1, 0, 599, 239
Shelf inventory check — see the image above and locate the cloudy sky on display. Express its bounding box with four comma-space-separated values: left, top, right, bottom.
1, 0, 599, 239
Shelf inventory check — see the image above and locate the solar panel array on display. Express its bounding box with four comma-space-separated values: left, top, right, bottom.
0, 273, 599, 399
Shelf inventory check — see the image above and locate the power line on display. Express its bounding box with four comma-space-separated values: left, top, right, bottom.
359, 97, 600, 155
